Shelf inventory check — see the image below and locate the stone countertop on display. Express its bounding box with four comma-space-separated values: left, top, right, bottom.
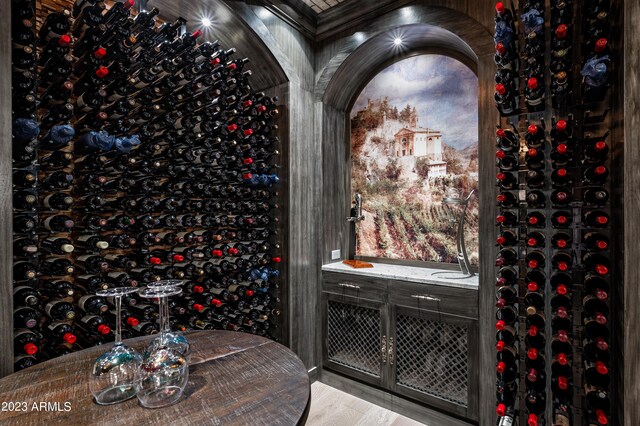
322, 261, 479, 290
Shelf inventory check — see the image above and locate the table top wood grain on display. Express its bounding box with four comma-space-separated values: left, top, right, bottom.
0, 331, 311, 425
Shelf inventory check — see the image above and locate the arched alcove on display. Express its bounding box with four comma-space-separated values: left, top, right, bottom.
316, 7, 497, 424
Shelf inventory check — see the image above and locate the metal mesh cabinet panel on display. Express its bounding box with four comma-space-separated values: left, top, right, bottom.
395, 314, 469, 407
327, 300, 381, 376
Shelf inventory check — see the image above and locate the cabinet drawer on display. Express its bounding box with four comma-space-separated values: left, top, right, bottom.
388, 280, 478, 319
322, 271, 388, 302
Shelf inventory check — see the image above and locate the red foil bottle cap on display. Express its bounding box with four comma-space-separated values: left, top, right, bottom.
258, 105, 267, 113
596, 313, 607, 324
558, 330, 569, 342
63, 333, 76, 344
497, 194, 506, 203
496, 172, 506, 181
193, 286, 204, 294
173, 255, 185, 262
496, 128, 506, 138
495, 340, 505, 351
244, 158, 254, 165
556, 119, 567, 131
597, 240, 608, 249
127, 317, 139, 327
59, 34, 71, 45
528, 216, 538, 225
557, 239, 568, 248
528, 148, 538, 157
557, 307, 568, 318
495, 84, 506, 95
596, 289, 608, 300
212, 250, 223, 257
245, 290, 254, 296
596, 338, 609, 351
527, 368, 538, 382
557, 168, 568, 177
527, 348, 538, 360
556, 284, 568, 295
228, 62, 238, 70
496, 236, 506, 245
227, 124, 238, 132
150, 257, 161, 265
496, 277, 507, 286
528, 414, 538, 426
528, 282, 538, 292
24, 343, 38, 355
528, 260, 539, 269
595, 141, 607, 151
496, 215, 506, 224
528, 124, 539, 135
496, 150, 506, 159
243, 129, 254, 136
495, 42, 507, 55
97, 324, 110, 335
527, 78, 539, 89
558, 261, 569, 271
125, 0, 135, 8
192, 29, 203, 38
556, 192, 567, 201
496, 362, 506, 374
595, 38, 608, 53
94, 47, 107, 58
596, 409, 608, 425
596, 215, 609, 225
210, 57, 221, 66
557, 144, 568, 154
595, 166, 607, 175
193, 304, 204, 312
495, 2, 505, 13
495, 320, 506, 331
243, 100, 253, 108
558, 376, 569, 390
495, 298, 506, 308
558, 353, 568, 365
557, 215, 568, 224
527, 238, 538, 247
243, 173, 253, 179
96, 66, 109, 78
528, 325, 538, 336
556, 24, 568, 39
496, 403, 506, 416
596, 361, 609, 375
229, 248, 239, 255
272, 257, 281, 263
211, 299, 222, 307
595, 264, 609, 275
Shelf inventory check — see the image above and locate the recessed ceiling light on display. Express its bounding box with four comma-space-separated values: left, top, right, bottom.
394, 37, 403, 46
202, 17, 212, 27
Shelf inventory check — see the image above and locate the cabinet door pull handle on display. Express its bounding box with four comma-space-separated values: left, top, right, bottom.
388, 336, 394, 365
381, 335, 387, 363
411, 294, 441, 302
339, 283, 361, 289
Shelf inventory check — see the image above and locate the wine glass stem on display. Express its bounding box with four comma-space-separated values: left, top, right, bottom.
115, 295, 122, 345
163, 296, 170, 332
159, 296, 166, 345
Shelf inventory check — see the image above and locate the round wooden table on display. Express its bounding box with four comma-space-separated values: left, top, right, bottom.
0, 331, 310, 425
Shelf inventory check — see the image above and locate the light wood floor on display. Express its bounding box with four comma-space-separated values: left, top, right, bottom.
306, 382, 425, 426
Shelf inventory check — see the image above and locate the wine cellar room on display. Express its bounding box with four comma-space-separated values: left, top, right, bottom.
1, 0, 639, 425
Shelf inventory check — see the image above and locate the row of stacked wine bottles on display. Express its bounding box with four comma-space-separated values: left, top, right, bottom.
11, 0, 283, 371
493, 0, 612, 425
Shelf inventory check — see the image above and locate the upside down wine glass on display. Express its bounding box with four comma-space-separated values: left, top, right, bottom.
89, 287, 142, 405
136, 285, 189, 408
146, 280, 190, 356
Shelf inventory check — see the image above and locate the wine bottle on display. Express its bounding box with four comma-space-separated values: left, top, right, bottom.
495, 83, 518, 116
14, 261, 37, 281
14, 286, 40, 307
45, 299, 76, 320
526, 251, 545, 269
40, 280, 74, 298
583, 210, 610, 228
525, 77, 544, 112
526, 211, 545, 228
496, 212, 518, 227
75, 254, 109, 273
44, 321, 77, 345
551, 232, 572, 249
551, 211, 572, 228
496, 230, 518, 247
41, 237, 74, 255
77, 295, 109, 315
14, 330, 39, 356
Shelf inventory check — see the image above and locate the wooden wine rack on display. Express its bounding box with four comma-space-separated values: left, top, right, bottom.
494, 0, 614, 424
10, 0, 285, 371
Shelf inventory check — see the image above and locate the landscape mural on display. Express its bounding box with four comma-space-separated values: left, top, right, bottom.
351, 55, 479, 264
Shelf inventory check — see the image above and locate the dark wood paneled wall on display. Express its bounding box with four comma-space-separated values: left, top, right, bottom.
623, 0, 640, 424
0, 0, 14, 378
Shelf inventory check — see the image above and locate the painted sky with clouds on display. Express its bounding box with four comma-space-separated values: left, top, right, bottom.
351, 55, 478, 150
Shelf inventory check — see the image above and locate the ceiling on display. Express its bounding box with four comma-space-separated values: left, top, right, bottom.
300, 0, 349, 13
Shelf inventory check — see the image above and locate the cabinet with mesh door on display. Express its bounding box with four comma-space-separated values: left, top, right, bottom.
321, 273, 479, 422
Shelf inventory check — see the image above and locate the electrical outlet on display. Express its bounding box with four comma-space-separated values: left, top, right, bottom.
331, 249, 341, 260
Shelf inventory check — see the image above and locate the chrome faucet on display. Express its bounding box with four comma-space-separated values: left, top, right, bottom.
347, 193, 365, 222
